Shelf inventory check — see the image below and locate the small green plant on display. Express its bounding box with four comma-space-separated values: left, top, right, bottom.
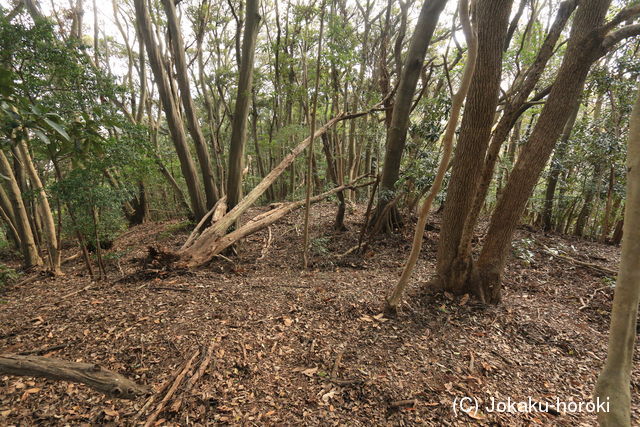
601, 276, 616, 287
310, 237, 330, 257
0, 263, 18, 288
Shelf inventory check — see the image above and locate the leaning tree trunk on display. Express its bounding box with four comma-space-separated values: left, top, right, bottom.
226, 0, 261, 211
18, 138, 61, 275
474, 0, 614, 303
434, 0, 513, 294
133, 0, 206, 220
594, 83, 640, 427
0, 150, 42, 268
371, 0, 447, 233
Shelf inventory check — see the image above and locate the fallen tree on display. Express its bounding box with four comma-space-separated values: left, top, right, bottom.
0, 354, 149, 399
151, 177, 373, 268
153, 108, 377, 268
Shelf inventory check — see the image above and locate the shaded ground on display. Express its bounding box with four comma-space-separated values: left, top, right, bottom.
0, 202, 635, 426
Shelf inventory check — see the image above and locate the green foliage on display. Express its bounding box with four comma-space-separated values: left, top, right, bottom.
310, 236, 331, 257
0, 263, 18, 288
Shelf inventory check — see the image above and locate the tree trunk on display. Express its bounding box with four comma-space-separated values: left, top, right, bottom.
385, 0, 477, 315
574, 163, 603, 237
434, 0, 513, 294
541, 102, 580, 231
226, 0, 261, 211
133, 0, 206, 220
0, 354, 148, 400
162, 0, 219, 209
17, 138, 61, 275
0, 151, 42, 268
600, 166, 615, 241
475, 0, 613, 303
594, 83, 640, 427
371, 0, 448, 233
449, 0, 577, 274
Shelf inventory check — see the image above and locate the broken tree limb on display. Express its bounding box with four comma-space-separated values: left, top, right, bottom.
143, 348, 200, 427
177, 178, 374, 267
541, 244, 617, 276
181, 196, 227, 250
0, 354, 149, 399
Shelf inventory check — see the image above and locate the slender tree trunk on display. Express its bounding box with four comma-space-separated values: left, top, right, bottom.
302, 1, 325, 269
17, 138, 61, 275
133, 0, 206, 220
541, 102, 580, 231
0, 151, 42, 268
385, 0, 477, 315
594, 84, 640, 427
162, 0, 219, 209
226, 0, 261, 211
574, 162, 603, 237
371, 0, 448, 233
0, 186, 21, 249
600, 166, 616, 241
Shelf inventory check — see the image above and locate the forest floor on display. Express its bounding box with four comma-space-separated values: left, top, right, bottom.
0, 202, 635, 426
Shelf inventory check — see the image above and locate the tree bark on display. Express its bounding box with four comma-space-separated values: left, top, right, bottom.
17, 138, 61, 275
133, 0, 206, 220
226, 0, 261, 211
162, 0, 219, 209
541, 102, 580, 231
0, 151, 42, 268
371, 0, 448, 232
0, 354, 149, 400
434, 0, 513, 294
475, 0, 614, 303
594, 84, 640, 427
385, 0, 477, 315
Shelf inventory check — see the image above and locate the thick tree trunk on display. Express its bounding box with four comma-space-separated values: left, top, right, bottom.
385, 0, 477, 315
371, 0, 447, 232
434, 0, 513, 294
475, 0, 613, 303
594, 84, 640, 427
226, 0, 261, 211
438, 0, 577, 293
162, 0, 219, 209
134, 0, 206, 220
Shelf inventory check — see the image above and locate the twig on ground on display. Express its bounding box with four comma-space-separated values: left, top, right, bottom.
142, 348, 200, 427
170, 343, 215, 412
541, 244, 617, 276
60, 284, 92, 300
